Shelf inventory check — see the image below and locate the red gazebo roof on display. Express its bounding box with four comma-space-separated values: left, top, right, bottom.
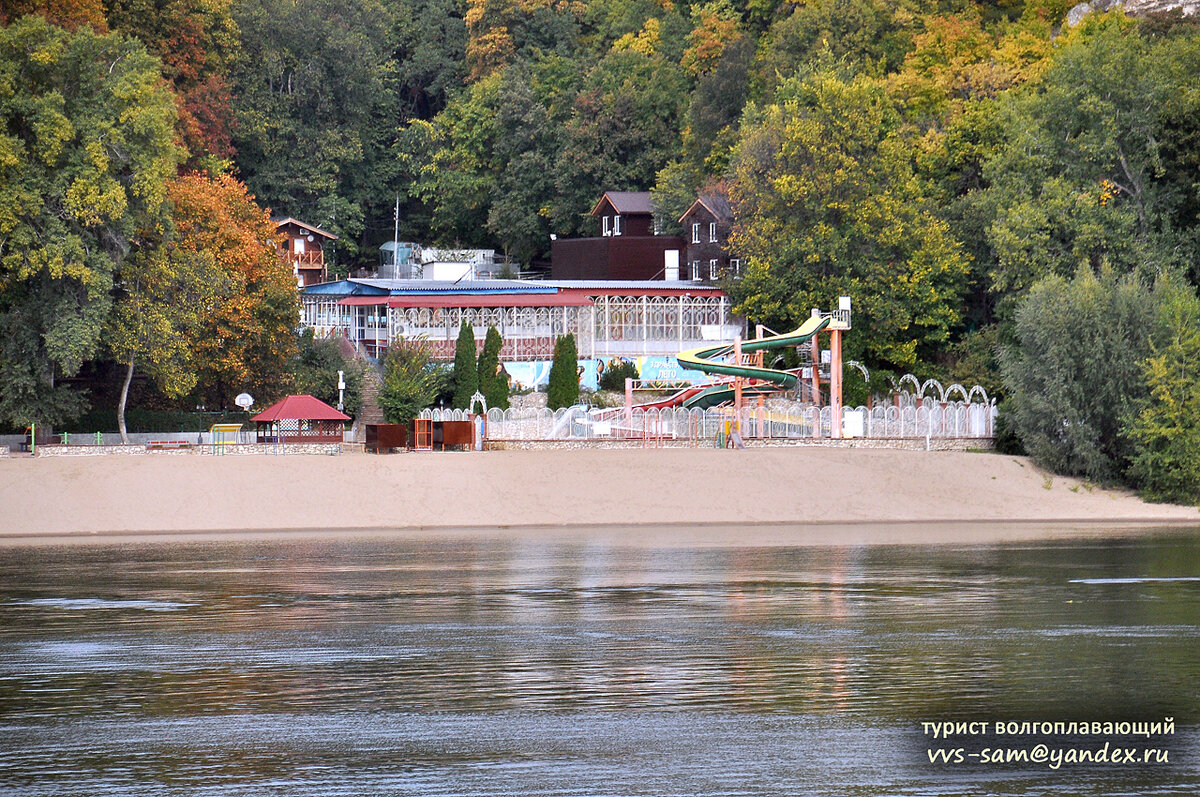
251, 394, 350, 422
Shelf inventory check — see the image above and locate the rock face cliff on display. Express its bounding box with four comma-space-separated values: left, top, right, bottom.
1067, 0, 1199, 26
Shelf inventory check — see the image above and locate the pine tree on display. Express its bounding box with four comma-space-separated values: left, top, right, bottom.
477, 326, 509, 411
546, 334, 579, 410
451, 321, 478, 408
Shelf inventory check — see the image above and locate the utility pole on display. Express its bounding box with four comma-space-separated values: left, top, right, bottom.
392, 194, 400, 278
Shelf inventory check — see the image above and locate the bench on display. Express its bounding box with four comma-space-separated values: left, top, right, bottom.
146, 440, 192, 450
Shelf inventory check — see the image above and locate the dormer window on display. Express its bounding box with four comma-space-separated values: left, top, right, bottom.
602, 215, 611, 237
691, 223, 700, 244
614, 215, 622, 236
709, 222, 718, 243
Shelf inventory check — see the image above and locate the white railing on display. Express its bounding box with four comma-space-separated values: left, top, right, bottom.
475, 401, 996, 443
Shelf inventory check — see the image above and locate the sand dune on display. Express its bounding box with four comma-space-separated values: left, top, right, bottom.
1, 448, 1197, 543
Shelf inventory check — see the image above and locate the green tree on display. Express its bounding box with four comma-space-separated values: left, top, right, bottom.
978, 15, 1200, 310
552, 44, 689, 236
398, 72, 503, 248
378, 338, 439, 423
104, 0, 242, 166
230, 0, 398, 269
108, 224, 220, 443
0, 17, 182, 429
451, 321, 478, 408
727, 66, 968, 379
477, 325, 509, 410
1125, 283, 1200, 504
546, 333, 578, 409
999, 265, 1161, 483
291, 330, 365, 417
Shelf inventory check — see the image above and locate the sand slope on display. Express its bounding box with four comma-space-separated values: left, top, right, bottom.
1, 448, 1197, 539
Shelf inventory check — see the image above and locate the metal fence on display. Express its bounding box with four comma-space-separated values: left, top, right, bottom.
421, 400, 996, 444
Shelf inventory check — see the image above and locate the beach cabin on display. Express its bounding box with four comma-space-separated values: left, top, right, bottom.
251, 394, 350, 443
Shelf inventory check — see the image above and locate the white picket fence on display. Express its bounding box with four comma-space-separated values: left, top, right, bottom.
421, 400, 996, 443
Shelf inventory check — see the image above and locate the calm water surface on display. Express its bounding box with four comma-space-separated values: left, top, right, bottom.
0, 527, 1198, 795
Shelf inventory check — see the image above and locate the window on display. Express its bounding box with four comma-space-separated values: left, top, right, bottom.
691, 223, 700, 244
691, 260, 702, 281
614, 214, 622, 236
709, 259, 718, 280
709, 222, 718, 243
730, 258, 742, 278
602, 215, 611, 236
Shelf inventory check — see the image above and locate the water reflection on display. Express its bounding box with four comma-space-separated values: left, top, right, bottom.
0, 529, 1197, 794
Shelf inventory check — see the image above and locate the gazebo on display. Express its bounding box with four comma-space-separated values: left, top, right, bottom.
250, 395, 350, 443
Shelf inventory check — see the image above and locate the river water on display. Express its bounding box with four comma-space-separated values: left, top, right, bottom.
0, 527, 1198, 795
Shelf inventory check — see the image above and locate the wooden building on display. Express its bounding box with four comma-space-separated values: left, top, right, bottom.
679, 194, 740, 282
551, 191, 685, 281
275, 217, 338, 287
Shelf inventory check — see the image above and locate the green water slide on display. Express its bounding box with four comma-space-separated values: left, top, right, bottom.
675, 314, 831, 409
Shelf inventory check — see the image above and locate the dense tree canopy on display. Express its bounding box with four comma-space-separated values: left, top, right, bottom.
727, 67, 969, 378
0, 17, 181, 427
6, 1, 1200, 501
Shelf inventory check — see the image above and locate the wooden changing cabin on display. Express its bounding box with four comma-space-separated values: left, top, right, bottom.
251, 395, 350, 443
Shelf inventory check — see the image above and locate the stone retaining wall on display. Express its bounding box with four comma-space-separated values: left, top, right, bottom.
35, 442, 361, 457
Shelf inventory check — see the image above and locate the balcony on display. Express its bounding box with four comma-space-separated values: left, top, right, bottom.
290, 250, 325, 267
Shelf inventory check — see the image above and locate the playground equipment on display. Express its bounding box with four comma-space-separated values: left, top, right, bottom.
209, 423, 242, 455
673, 297, 853, 438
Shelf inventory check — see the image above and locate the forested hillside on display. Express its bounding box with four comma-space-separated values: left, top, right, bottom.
2, 0, 1200, 497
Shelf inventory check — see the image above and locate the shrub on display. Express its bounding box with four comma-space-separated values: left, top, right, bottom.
290, 330, 364, 416
1124, 284, 1200, 504
546, 334, 579, 410
378, 339, 439, 424
999, 266, 1159, 483
598, 359, 639, 391
477, 326, 509, 410
451, 321, 478, 409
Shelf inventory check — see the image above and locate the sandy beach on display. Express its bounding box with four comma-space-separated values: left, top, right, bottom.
1, 448, 1197, 542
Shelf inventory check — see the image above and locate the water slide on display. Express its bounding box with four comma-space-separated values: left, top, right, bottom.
674, 314, 831, 409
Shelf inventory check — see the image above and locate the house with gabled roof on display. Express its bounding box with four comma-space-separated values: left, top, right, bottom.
679, 194, 740, 283
275, 217, 338, 287
551, 191, 685, 281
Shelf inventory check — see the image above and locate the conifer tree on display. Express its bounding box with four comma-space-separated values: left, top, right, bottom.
451, 320, 478, 408
546, 334, 579, 410
477, 326, 509, 410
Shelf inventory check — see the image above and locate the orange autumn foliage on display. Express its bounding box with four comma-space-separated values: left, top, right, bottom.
1, 0, 107, 32
168, 172, 298, 406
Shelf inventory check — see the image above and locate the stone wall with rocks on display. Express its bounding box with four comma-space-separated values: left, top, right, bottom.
35, 442, 363, 457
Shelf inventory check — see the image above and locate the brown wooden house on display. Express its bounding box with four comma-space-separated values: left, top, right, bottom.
551, 191, 685, 280
679, 194, 739, 283
275, 217, 338, 287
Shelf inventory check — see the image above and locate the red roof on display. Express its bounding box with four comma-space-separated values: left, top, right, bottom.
251, 395, 350, 422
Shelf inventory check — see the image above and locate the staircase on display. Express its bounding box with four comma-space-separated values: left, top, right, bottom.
338, 336, 385, 441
